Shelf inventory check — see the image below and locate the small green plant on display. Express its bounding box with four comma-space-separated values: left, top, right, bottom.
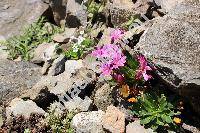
86, 0, 105, 21
131, 93, 181, 131
64, 37, 94, 59
45, 108, 75, 133
4, 17, 62, 61
24, 128, 31, 133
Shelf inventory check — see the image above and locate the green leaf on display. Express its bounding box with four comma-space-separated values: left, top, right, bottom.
140, 116, 153, 125
161, 114, 173, 123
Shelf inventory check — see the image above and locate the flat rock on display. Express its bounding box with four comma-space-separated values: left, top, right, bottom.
126, 120, 154, 133
94, 83, 114, 111
6, 98, 45, 119
0, 0, 49, 39
102, 105, 125, 133
61, 96, 92, 112
72, 111, 105, 133
48, 55, 66, 76
135, 2, 200, 114
0, 60, 41, 103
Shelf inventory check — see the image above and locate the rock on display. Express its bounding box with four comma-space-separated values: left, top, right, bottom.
21, 68, 96, 107
102, 105, 125, 133
0, 0, 49, 39
61, 96, 92, 112
0, 60, 41, 103
72, 111, 105, 133
53, 28, 77, 43
126, 120, 154, 133
0, 46, 8, 60
6, 98, 45, 119
94, 83, 114, 111
182, 123, 200, 133
31, 43, 58, 75
153, 0, 187, 12
49, 0, 68, 26
135, 2, 200, 114
48, 55, 66, 76
65, 60, 84, 76
0, 107, 3, 127
32, 43, 58, 64
107, 0, 150, 27
66, 0, 87, 28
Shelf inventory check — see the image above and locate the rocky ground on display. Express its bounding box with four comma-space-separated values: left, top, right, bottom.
0, 0, 200, 133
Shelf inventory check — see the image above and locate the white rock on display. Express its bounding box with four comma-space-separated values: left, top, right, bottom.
6, 98, 45, 119
72, 111, 105, 133
65, 60, 83, 76
126, 120, 154, 133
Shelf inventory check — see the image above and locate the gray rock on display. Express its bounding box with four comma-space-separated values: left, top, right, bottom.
48, 55, 66, 76
0, 0, 49, 39
0, 107, 3, 127
65, 0, 87, 28
94, 83, 114, 111
153, 0, 189, 12
0, 59, 41, 103
72, 111, 105, 133
32, 43, 58, 64
31, 42, 58, 75
0, 46, 8, 60
6, 98, 45, 119
65, 60, 84, 76
53, 28, 77, 43
21, 68, 96, 107
107, 0, 150, 27
61, 96, 92, 112
49, 0, 68, 26
135, 2, 200, 114
126, 120, 154, 133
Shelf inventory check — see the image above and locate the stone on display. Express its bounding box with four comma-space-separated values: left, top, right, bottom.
0, 46, 8, 60
153, 0, 187, 12
0, 107, 3, 127
135, 2, 200, 114
102, 105, 125, 133
53, 28, 77, 43
126, 120, 154, 133
65, 60, 84, 76
107, 0, 150, 27
6, 98, 45, 119
21, 68, 96, 107
61, 96, 92, 112
0, 0, 49, 39
72, 111, 105, 133
31, 43, 58, 64
65, 0, 87, 28
94, 83, 114, 111
0, 59, 41, 103
48, 55, 67, 76
49, 0, 68, 26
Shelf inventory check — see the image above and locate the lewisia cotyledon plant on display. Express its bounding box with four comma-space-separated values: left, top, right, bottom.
136, 55, 152, 81
92, 44, 126, 76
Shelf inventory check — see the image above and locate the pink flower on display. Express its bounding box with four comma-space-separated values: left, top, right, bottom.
113, 73, 124, 83
91, 44, 126, 76
136, 55, 152, 81
110, 29, 124, 41
112, 55, 126, 69
100, 63, 112, 76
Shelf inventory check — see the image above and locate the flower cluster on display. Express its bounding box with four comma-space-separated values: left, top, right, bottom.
92, 44, 126, 76
136, 55, 152, 81
110, 29, 124, 41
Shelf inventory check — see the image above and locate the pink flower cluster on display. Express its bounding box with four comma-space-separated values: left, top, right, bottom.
92, 44, 126, 76
136, 55, 152, 81
110, 29, 124, 41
